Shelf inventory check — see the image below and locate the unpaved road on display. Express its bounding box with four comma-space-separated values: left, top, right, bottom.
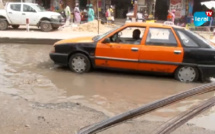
0, 44, 215, 134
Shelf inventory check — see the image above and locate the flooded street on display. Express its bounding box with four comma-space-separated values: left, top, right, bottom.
0, 44, 215, 134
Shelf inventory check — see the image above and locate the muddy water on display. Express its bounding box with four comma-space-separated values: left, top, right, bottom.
0, 44, 214, 130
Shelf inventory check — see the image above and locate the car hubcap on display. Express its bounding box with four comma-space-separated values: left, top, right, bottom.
178, 67, 196, 82
43, 23, 49, 29
72, 56, 86, 73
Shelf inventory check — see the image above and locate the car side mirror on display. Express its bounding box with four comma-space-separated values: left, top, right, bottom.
103, 38, 110, 43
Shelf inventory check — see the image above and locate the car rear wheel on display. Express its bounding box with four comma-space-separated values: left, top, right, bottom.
40, 20, 53, 32
12, 25, 19, 29
69, 53, 91, 73
175, 66, 199, 82
0, 19, 8, 30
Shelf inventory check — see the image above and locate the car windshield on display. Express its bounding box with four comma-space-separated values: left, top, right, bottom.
186, 29, 215, 48
93, 26, 120, 41
31, 4, 46, 12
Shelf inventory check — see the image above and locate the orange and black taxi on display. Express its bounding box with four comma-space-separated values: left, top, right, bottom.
50, 23, 215, 82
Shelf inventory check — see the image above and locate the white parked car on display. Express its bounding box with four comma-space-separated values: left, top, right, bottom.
126, 11, 145, 23
0, 2, 64, 31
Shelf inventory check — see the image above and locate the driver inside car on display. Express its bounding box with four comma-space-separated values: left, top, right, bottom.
110, 28, 142, 44
132, 29, 141, 44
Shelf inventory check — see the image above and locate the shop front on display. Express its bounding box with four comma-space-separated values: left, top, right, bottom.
110, 0, 153, 18
155, 0, 210, 22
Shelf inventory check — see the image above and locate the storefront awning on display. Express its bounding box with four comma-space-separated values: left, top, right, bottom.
201, 1, 215, 9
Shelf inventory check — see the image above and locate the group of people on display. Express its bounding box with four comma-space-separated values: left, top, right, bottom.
62, 3, 95, 26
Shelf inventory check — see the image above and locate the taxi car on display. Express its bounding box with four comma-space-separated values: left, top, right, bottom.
50, 23, 215, 82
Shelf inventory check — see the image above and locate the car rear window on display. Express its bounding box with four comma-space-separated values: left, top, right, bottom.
174, 28, 213, 48
176, 31, 199, 47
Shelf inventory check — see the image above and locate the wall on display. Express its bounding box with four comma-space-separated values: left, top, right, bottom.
138, 0, 145, 5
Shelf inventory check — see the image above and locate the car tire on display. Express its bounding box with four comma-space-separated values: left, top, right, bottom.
174, 66, 199, 82
12, 25, 19, 29
0, 19, 8, 30
40, 20, 53, 32
69, 53, 91, 73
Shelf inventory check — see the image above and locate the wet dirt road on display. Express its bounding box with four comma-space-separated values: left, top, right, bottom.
0, 44, 215, 134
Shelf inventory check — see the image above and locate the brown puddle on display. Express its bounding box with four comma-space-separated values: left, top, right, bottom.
0, 44, 214, 130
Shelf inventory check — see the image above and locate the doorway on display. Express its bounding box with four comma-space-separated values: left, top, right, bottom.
80, 0, 87, 10
111, 0, 132, 18
155, 0, 169, 20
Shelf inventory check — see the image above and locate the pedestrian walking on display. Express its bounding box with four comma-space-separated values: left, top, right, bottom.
63, 4, 71, 26
168, 9, 176, 24
105, 7, 111, 24
74, 3, 81, 24
109, 5, 114, 23
87, 4, 95, 22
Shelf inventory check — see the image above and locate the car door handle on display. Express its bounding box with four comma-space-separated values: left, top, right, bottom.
174, 50, 182, 54
131, 47, 139, 52
22, 13, 26, 15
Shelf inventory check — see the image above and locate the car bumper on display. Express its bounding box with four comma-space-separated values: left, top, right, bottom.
51, 18, 65, 27
198, 65, 215, 81
50, 52, 68, 66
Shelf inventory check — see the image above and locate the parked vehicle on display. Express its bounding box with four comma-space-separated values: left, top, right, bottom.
50, 23, 215, 82
126, 11, 145, 23
0, 2, 65, 32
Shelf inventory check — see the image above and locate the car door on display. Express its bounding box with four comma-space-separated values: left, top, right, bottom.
21, 4, 38, 25
7, 3, 22, 24
95, 26, 146, 70
138, 27, 184, 73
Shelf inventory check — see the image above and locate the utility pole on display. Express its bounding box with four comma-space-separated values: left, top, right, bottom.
97, 0, 99, 35
133, 0, 138, 22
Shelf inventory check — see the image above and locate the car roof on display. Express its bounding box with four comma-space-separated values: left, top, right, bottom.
124, 22, 184, 29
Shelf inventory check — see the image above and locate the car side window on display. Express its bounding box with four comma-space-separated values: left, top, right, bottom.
23, 5, 36, 12
109, 27, 146, 45
176, 31, 199, 47
10, 4, 21, 12
146, 28, 177, 47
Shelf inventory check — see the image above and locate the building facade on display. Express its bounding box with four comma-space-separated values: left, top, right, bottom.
1, 0, 211, 20
155, 0, 211, 21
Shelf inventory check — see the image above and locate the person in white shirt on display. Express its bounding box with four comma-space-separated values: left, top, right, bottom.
63, 4, 71, 26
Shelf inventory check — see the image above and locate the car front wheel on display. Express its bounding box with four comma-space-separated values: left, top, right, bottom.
40, 20, 53, 32
69, 53, 91, 73
175, 66, 199, 82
